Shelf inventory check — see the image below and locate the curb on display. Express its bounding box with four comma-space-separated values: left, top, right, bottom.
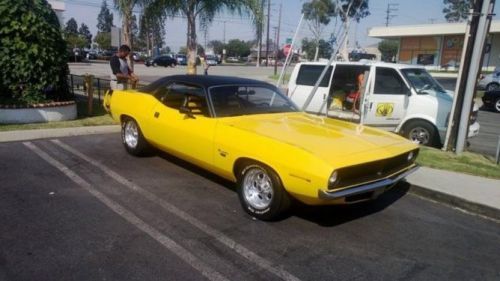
0, 125, 120, 143
409, 184, 500, 222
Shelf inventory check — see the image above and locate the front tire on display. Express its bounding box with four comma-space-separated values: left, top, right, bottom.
402, 120, 440, 147
494, 97, 500, 113
237, 162, 290, 221
121, 118, 150, 156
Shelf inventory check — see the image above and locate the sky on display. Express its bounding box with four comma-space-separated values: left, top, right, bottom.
62, 0, 500, 52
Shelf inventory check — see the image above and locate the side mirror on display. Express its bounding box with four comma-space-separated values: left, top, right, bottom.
179, 106, 195, 119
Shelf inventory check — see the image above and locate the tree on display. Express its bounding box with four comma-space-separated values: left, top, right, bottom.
78, 23, 93, 48
443, 0, 470, 22
336, 0, 370, 60
225, 39, 251, 57
94, 32, 111, 50
64, 18, 78, 35
97, 0, 114, 33
0, 0, 70, 104
147, 0, 260, 74
302, 38, 332, 61
137, 10, 166, 54
114, 0, 140, 70
208, 40, 225, 55
378, 39, 398, 62
302, 0, 336, 61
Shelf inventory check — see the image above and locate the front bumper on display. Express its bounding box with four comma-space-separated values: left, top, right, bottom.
318, 165, 419, 200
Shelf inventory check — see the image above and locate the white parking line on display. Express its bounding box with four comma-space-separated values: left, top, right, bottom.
23, 141, 229, 281
51, 139, 303, 281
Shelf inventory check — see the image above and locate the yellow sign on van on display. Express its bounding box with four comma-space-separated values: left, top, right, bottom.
376, 103, 394, 117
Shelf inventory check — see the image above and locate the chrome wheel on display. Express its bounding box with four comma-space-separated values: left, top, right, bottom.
495, 99, 500, 112
124, 120, 139, 148
242, 167, 274, 210
409, 127, 430, 145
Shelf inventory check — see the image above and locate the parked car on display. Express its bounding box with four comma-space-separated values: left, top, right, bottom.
145, 56, 177, 67
226, 57, 239, 63
206, 55, 218, 66
175, 54, 187, 65
67, 48, 84, 62
477, 71, 500, 91
287, 61, 480, 147
482, 90, 500, 112
103, 75, 419, 221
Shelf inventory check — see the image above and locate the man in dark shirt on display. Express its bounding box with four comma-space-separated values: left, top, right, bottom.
109, 45, 138, 90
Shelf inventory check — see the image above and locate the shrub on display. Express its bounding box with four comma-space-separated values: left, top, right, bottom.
0, 0, 71, 104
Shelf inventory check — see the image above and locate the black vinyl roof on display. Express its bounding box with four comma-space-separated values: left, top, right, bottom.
140, 75, 273, 94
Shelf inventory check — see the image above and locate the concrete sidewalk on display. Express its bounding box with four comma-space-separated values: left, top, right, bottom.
1, 125, 499, 221
407, 166, 500, 221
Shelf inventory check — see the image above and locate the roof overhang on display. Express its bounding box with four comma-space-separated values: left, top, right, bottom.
369, 20, 500, 39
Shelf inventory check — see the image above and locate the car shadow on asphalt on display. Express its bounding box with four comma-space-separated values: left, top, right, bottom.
289, 182, 411, 227
155, 149, 410, 226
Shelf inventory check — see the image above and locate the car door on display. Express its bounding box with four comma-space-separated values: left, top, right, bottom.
363, 67, 411, 129
149, 82, 217, 168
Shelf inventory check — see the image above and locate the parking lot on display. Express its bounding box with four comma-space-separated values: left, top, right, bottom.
1, 134, 499, 280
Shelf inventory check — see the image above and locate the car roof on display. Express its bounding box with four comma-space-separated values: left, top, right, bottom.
297, 61, 425, 70
151, 75, 272, 88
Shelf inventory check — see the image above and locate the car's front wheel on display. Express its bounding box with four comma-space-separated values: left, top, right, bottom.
402, 120, 439, 147
121, 117, 150, 156
237, 162, 290, 221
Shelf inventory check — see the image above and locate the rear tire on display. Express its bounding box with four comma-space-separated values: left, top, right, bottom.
121, 117, 150, 156
486, 83, 499, 92
402, 120, 440, 147
236, 162, 290, 221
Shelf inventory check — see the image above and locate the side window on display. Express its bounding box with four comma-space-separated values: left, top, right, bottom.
157, 83, 206, 113
296, 65, 333, 87
374, 67, 409, 95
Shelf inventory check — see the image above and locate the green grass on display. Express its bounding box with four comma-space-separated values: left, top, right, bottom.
0, 98, 116, 132
268, 73, 291, 82
416, 146, 500, 179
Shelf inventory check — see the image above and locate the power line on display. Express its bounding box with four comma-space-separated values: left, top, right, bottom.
385, 3, 398, 26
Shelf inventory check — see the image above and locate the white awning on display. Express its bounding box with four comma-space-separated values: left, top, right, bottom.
369, 21, 500, 38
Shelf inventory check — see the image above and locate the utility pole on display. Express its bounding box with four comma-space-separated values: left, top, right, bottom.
444, 0, 496, 153
222, 21, 226, 63
274, 1, 282, 76
385, 3, 398, 26
265, 0, 271, 66
257, 0, 265, 67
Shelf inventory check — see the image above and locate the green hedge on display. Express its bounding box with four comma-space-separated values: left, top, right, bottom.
0, 0, 71, 104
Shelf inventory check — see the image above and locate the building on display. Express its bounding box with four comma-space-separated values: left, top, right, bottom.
48, 0, 65, 26
368, 21, 500, 70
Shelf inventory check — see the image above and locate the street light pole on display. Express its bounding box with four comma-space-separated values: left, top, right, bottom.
273, 1, 282, 76
265, 0, 271, 66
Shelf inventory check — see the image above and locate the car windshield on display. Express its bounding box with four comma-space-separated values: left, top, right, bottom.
209, 85, 298, 117
401, 68, 446, 94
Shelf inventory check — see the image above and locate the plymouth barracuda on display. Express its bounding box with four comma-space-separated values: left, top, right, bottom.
104, 75, 419, 220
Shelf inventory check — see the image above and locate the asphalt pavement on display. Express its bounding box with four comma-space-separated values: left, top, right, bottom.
1, 133, 499, 280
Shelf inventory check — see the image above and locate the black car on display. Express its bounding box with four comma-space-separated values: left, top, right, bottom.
145, 56, 177, 67
482, 90, 500, 113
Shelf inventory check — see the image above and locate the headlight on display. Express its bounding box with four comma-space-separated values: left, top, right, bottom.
407, 151, 414, 162
328, 170, 338, 188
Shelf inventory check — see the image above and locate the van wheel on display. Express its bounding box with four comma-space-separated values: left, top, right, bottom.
402, 120, 439, 147
237, 162, 290, 221
121, 117, 150, 156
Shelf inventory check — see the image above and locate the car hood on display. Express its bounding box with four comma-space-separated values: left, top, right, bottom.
220, 112, 416, 166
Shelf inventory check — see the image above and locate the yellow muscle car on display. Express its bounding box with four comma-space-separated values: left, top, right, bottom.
104, 75, 419, 220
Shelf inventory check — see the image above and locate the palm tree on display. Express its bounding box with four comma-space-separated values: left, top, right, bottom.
114, 0, 140, 70
147, 0, 260, 74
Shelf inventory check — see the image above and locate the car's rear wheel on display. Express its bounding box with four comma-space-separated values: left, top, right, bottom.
121, 117, 150, 156
494, 97, 500, 113
237, 162, 290, 221
402, 120, 439, 147
486, 83, 499, 92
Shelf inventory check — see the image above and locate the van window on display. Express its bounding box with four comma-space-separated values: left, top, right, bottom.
296, 65, 333, 87
374, 67, 409, 95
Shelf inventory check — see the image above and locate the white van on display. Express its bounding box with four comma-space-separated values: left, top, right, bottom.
287, 61, 480, 147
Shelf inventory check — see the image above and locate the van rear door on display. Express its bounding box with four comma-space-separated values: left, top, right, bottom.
363, 67, 411, 129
